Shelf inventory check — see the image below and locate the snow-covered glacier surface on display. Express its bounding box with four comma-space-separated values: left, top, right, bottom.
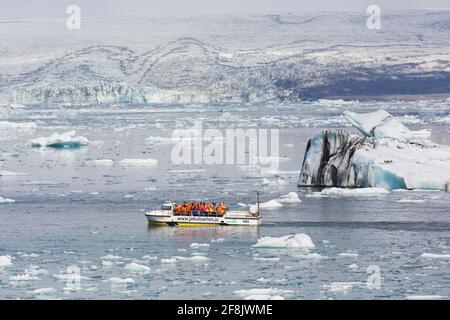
299, 111, 450, 190
1, 11, 450, 105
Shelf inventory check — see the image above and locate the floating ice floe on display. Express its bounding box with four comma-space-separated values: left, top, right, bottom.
33, 288, 56, 295
420, 253, 450, 260
323, 282, 360, 293
405, 295, 447, 300
0, 121, 37, 132
253, 234, 315, 249
30, 131, 89, 148
119, 158, 158, 167
396, 198, 426, 203
253, 257, 281, 262
234, 288, 294, 300
338, 252, 359, 258
124, 262, 151, 274
0, 197, 15, 204
190, 243, 210, 249
299, 110, 450, 190
161, 255, 210, 264
9, 273, 40, 281
0, 171, 27, 176
320, 187, 389, 197
348, 263, 359, 270
108, 277, 135, 284
260, 178, 289, 188
19, 253, 40, 258
0, 255, 13, 267
277, 192, 302, 204
102, 260, 114, 267
101, 254, 122, 260
249, 199, 283, 212
87, 159, 114, 166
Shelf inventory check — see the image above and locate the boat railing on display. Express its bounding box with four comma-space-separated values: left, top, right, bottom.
173, 210, 225, 217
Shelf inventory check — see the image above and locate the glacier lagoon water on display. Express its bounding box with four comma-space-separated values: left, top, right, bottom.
1, 100, 450, 299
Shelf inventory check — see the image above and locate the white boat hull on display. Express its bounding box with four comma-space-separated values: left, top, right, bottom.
145, 210, 261, 226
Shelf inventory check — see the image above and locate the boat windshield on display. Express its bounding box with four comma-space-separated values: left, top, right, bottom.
161, 204, 173, 210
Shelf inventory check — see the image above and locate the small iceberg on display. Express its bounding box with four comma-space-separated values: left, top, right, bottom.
30, 131, 89, 148
190, 243, 210, 249
108, 277, 135, 284
420, 253, 450, 260
249, 199, 283, 212
119, 158, 158, 167
299, 110, 450, 190
277, 192, 302, 204
87, 159, 114, 166
253, 234, 315, 249
124, 262, 151, 274
234, 288, 294, 300
0, 197, 15, 204
0, 255, 13, 267
0, 171, 27, 176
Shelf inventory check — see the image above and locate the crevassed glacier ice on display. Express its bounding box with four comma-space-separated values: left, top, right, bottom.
299, 111, 450, 190
30, 131, 89, 148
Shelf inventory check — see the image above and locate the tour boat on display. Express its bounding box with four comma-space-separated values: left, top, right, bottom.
145, 193, 261, 227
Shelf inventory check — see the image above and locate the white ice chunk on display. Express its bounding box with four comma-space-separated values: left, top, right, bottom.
119, 158, 158, 167
253, 234, 315, 249
30, 131, 89, 148
234, 288, 294, 300
420, 253, 450, 260
88, 159, 114, 166
343, 110, 430, 141
33, 288, 56, 295
321, 187, 389, 197
0, 171, 27, 176
9, 274, 40, 281
108, 277, 135, 284
190, 243, 210, 249
405, 295, 447, 300
323, 282, 360, 293
124, 262, 151, 274
249, 199, 283, 212
277, 192, 302, 204
0, 255, 13, 267
101, 254, 122, 260
0, 197, 15, 203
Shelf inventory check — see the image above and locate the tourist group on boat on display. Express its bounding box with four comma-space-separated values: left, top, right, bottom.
173, 201, 227, 216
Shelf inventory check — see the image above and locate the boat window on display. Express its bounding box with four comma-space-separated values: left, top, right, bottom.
161, 205, 172, 210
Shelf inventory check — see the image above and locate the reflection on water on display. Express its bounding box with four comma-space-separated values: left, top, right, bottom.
147, 225, 261, 243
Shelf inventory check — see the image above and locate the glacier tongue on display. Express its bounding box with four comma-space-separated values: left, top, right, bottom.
299, 111, 450, 190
